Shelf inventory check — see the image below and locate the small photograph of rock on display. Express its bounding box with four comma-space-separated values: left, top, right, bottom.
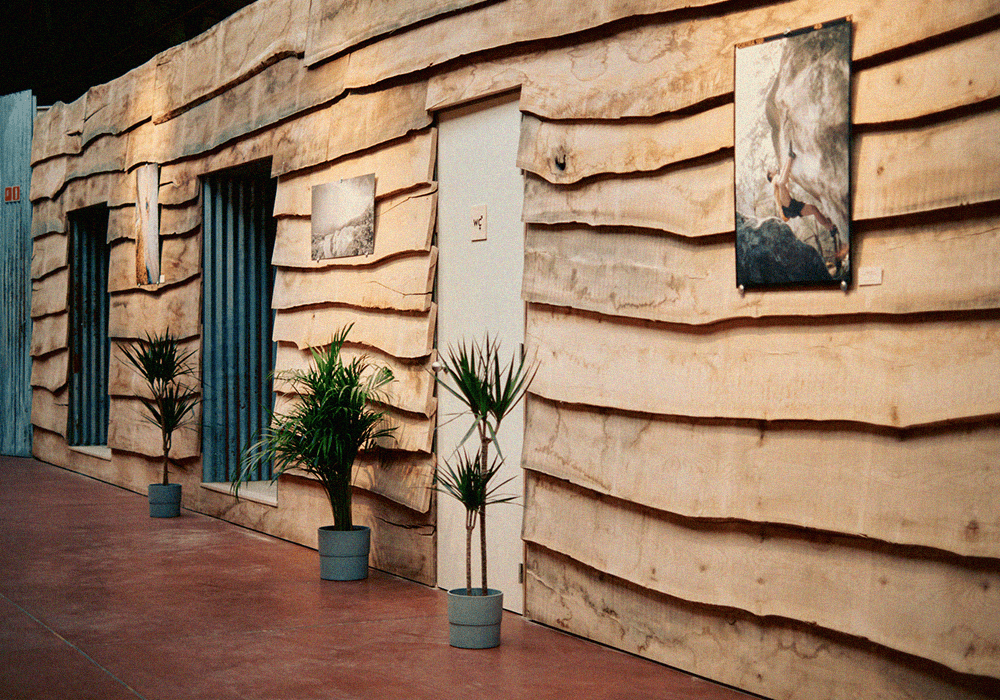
311, 173, 376, 260
734, 19, 852, 288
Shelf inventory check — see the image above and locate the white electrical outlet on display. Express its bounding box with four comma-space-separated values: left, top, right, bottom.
470, 203, 487, 241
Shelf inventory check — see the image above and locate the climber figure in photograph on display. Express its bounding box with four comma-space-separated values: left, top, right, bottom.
733, 19, 852, 288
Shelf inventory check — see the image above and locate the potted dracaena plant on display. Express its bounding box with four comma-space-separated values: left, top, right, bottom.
120, 331, 200, 518
434, 336, 535, 648
232, 325, 395, 581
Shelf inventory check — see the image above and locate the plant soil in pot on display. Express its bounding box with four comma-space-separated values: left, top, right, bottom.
448, 587, 503, 649
318, 525, 371, 581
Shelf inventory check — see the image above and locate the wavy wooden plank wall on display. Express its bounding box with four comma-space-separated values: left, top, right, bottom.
27, 0, 1000, 695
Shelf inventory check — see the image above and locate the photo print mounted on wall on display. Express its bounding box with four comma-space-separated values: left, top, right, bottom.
734, 18, 852, 289
311, 173, 376, 260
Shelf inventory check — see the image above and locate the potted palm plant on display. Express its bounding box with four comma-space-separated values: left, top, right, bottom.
120, 331, 200, 518
434, 336, 534, 648
232, 325, 395, 581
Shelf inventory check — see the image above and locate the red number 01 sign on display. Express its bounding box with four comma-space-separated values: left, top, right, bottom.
4, 186, 21, 203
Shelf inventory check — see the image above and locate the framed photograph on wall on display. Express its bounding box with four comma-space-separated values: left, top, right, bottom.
734, 18, 852, 289
311, 173, 376, 260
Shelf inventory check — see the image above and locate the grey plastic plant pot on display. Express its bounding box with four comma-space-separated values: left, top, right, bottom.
448, 588, 503, 649
148, 483, 182, 518
318, 525, 370, 581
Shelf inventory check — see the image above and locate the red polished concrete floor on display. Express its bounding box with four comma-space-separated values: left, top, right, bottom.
0, 456, 754, 700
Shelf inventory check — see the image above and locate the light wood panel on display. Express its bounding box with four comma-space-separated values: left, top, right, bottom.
525, 398, 1000, 558
108, 279, 201, 340
64, 133, 129, 184
80, 59, 156, 145
524, 473, 1000, 677
135, 163, 159, 285
30, 313, 67, 357
31, 96, 85, 165
154, 128, 274, 204
31, 199, 65, 238
351, 452, 434, 514
273, 250, 436, 313
31, 233, 67, 281
29, 349, 68, 393
31, 387, 66, 437
518, 105, 732, 185
526, 305, 1000, 428
108, 339, 200, 400
522, 159, 733, 237
159, 205, 200, 238
273, 304, 436, 360
523, 214, 1000, 324
272, 129, 437, 216
272, 187, 436, 269
305, 0, 493, 67
526, 547, 998, 700
107, 206, 137, 243
274, 343, 436, 417
109, 234, 200, 293
30, 268, 68, 318
107, 396, 201, 460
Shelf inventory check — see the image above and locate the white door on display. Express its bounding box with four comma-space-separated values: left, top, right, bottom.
436, 93, 526, 613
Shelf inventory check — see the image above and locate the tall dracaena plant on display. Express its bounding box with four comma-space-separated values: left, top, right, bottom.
120, 332, 200, 486
435, 337, 535, 595
234, 325, 395, 531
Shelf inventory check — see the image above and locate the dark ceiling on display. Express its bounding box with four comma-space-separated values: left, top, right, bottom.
2, 0, 257, 106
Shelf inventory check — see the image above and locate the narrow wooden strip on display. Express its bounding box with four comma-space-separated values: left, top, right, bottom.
524, 472, 1000, 677
518, 105, 732, 185
855, 28, 1000, 125
108, 396, 200, 460
108, 279, 201, 340
274, 343, 436, 417
306, 0, 493, 67
31, 233, 68, 281
526, 547, 997, 700
273, 129, 436, 216
523, 214, 1000, 324
522, 160, 734, 237
526, 305, 1000, 428
134, 164, 160, 285
30, 349, 68, 392
30, 268, 68, 319
854, 109, 1000, 220
273, 304, 436, 360
273, 249, 435, 313
30, 313, 68, 357
272, 187, 436, 268
525, 398, 1000, 558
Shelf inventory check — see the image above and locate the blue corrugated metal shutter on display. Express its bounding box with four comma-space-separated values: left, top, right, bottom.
201, 165, 276, 483
67, 206, 110, 447
0, 90, 35, 456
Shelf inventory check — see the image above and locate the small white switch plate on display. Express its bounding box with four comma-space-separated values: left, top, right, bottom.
858, 266, 883, 286
470, 203, 487, 241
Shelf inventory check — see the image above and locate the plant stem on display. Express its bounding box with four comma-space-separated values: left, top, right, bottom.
465, 511, 474, 595
480, 424, 489, 595
161, 424, 170, 485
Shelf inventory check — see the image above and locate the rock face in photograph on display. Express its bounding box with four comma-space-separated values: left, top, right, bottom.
736, 212, 833, 286
765, 23, 851, 237
311, 173, 376, 260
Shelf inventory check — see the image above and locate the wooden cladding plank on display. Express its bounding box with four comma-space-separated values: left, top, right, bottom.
273, 249, 436, 313
81, 58, 156, 145
272, 187, 436, 268
29, 156, 68, 202
134, 164, 159, 286
352, 452, 434, 514
855, 28, 1000, 125
273, 304, 436, 360
31, 200, 65, 239
151, 0, 309, 123
349, 489, 435, 584
508, 0, 998, 120
524, 473, 1000, 678
107, 396, 200, 460
523, 214, 1000, 324
854, 109, 1000, 220
31, 97, 85, 165
31, 313, 67, 357
31, 387, 67, 437
526, 547, 998, 700
30, 268, 68, 318
31, 233, 67, 281
109, 234, 200, 293
527, 305, 1000, 428
159, 205, 200, 237
274, 343, 436, 417
518, 105, 732, 185
273, 130, 437, 216
108, 278, 200, 340
108, 339, 199, 400
64, 134, 129, 185
58, 172, 134, 211
30, 349, 68, 392
343, 0, 726, 91
306, 0, 494, 67
525, 398, 1000, 559
274, 393, 433, 454
522, 159, 733, 237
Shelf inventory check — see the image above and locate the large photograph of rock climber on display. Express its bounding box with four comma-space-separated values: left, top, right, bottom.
734, 19, 852, 288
